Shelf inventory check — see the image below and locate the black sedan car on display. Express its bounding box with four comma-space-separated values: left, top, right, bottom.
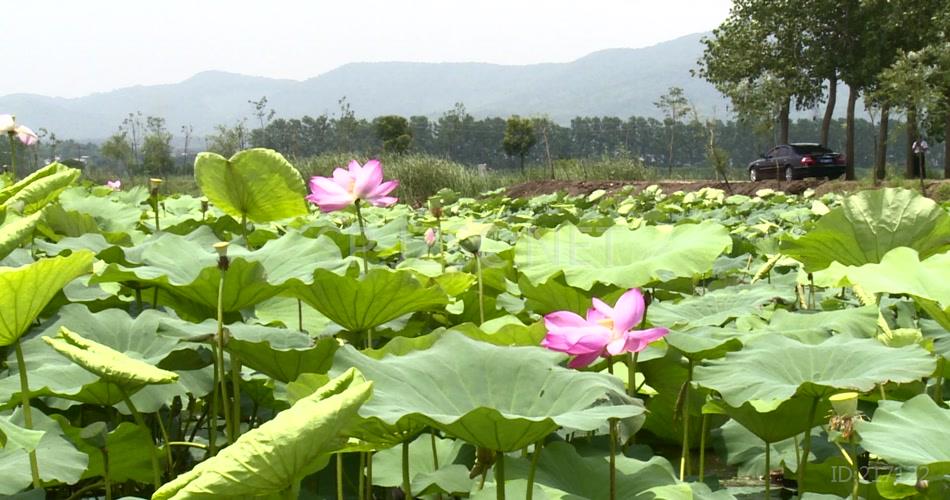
748, 143, 846, 181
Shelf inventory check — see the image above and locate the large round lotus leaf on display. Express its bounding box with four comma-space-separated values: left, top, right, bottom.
664, 326, 748, 361
814, 247, 950, 330
781, 188, 950, 272
292, 268, 449, 332
0, 251, 93, 346
704, 396, 831, 444
649, 283, 794, 328
152, 368, 372, 500
0, 162, 81, 215
194, 148, 308, 223
371, 434, 472, 496
0, 414, 44, 452
514, 221, 731, 290
0, 210, 45, 261
92, 230, 347, 317
330, 333, 645, 452
60, 420, 155, 484
0, 408, 88, 495
43, 327, 178, 389
159, 318, 339, 383
693, 335, 936, 410
855, 395, 950, 478
0, 305, 190, 407
473, 441, 685, 500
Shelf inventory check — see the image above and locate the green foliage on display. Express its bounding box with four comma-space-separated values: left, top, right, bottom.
502, 115, 537, 174
374, 115, 413, 154
194, 148, 308, 223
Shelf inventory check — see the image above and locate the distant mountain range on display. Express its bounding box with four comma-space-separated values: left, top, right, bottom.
2, 33, 737, 141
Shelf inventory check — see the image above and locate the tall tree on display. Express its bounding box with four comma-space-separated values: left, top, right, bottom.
502, 116, 537, 175
100, 131, 133, 173
654, 87, 690, 176
374, 115, 413, 154
142, 116, 173, 176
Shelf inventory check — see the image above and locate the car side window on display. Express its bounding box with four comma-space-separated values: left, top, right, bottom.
766, 147, 779, 159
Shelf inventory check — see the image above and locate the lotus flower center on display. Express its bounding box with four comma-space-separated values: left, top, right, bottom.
596, 318, 614, 330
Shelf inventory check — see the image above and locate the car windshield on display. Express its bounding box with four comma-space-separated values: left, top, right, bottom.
791, 144, 833, 155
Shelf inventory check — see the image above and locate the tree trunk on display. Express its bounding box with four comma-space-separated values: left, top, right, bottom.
944, 113, 950, 179
779, 97, 790, 144
821, 74, 837, 146
845, 85, 858, 180
906, 106, 918, 178
875, 103, 890, 184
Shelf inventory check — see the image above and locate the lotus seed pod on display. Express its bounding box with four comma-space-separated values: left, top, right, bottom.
829, 392, 859, 417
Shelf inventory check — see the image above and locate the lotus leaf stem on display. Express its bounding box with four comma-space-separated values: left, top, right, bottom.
120, 387, 162, 490
437, 217, 446, 272
475, 252, 485, 325
526, 440, 543, 500
699, 413, 708, 481
764, 440, 771, 498
354, 199, 369, 276
679, 360, 694, 481
166, 441, 208, 450
64, 480, 105, 500
358, 452, 365, 500
609, 419, 618, 500
495, 450, 505, 500
366, 451, 373, 500
337, 452, 344, 500
230, 355, 242, 441
934, 358, 944, 404
402, 440, 412, 498
156, 410, 174, 472
215, 271, 233, 445
627, 352, 639, 397
15, 340, 41, 488
797, 396, 820, 494
431, 431, 444, 499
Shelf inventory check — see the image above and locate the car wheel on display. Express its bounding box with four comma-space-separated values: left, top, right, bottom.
749, 168, 758, 182
785, 167, 794, 182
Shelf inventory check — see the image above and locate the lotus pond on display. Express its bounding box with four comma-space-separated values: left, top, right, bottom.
0, 149, 948, 500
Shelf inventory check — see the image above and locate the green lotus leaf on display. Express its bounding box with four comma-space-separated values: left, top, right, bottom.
56, 187, 143, 234
152, 368, 373, 500
60, 420, 155, 484
92, 230, 346, 317
514, 221, 731, 289
855, 395, 950, 479
704, 396, 831, 444
474, 441, 690, 500
0, 305, 192, 408
371, 433, 472, 496
0, 413, 44, 452
0, 408, 88, 495
194, 148, 308, 223
781, 188, 950, 272
159, 318, 339, 383
331, 333, 645, 452
0, 251, 94, 346
693, 335, 936, 410
664, 326, 748, 361
0, 162, 82, 214
43, 327, 178, 389
757, 306, 880, 340
814, 247, 950, 331
2, 165, 81, 215
292, 268, 449, 332
649, 284, 795, 328
0, 210, 44, 261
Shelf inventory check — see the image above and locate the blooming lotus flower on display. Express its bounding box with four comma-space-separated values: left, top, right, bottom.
0, 114, 38, 146
106, 179, 121, 191
424, 227, 437, 247
542, 288, 668, 368
306, 159, 399, 212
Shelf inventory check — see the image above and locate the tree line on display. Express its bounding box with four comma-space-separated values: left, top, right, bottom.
698, 0, 950, 180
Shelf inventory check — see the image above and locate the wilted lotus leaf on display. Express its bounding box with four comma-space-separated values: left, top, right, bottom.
44, 327, 178, 389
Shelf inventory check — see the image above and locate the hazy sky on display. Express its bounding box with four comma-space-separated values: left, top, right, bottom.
2, 0, 733, 98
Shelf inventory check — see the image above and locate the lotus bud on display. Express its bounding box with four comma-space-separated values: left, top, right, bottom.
214, 242, 230, 271
830, 392, 859, 417
149, 177, 163, 196
460, 235, 482, 254
429, 199, 443, 219
424, 228, 437, 247
200, 197, 209, 214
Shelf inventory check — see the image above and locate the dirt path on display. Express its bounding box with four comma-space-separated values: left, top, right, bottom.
506, 178, 950, 200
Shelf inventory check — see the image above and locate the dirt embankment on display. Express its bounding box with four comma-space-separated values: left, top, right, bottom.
505, 179, 950, 200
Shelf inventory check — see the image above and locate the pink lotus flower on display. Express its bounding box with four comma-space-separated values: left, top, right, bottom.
306, 159, 399, 212
542, 288, 668, 368
0, 114, 38, 146
106, 179, 121, 191
424, 228, 437, 247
